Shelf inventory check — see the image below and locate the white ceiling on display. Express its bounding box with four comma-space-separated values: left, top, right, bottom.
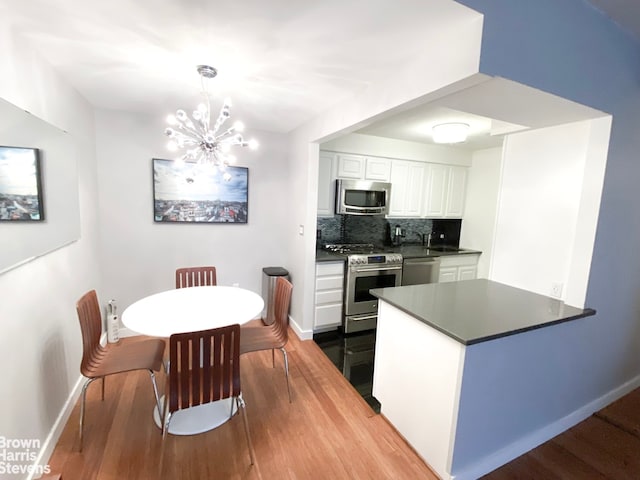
1, 1, 635, 147
0, 0, 474, 134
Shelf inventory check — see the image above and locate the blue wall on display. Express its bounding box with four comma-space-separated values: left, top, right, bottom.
454, 0, 640, 473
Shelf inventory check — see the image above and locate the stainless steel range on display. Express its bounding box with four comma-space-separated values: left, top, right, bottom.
324, 244, 403, 333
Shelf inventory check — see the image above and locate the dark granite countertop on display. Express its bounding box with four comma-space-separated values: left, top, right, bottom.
315, 249, 346, 263
386, 245, 482, 259
315, 245, 481, 262
371, 279, 596, 345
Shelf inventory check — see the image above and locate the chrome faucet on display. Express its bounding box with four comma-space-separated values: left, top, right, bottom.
421, 232, 432, 248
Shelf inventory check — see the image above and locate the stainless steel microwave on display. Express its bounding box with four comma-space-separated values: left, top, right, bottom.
335, 179, 391, 215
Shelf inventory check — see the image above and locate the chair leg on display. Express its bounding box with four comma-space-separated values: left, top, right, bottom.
147, 370, 162, 415
236, 395, 255, 465
101, 377, 105, 401
280, 348, 292, 403
79, 377, 97, 452
159, 405, 172, 479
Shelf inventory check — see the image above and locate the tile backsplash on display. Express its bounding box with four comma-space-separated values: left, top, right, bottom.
317, 216, 461, 247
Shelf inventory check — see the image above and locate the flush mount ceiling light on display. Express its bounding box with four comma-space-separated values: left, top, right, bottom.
431, 122, 470, 144
164, 65, 258, 181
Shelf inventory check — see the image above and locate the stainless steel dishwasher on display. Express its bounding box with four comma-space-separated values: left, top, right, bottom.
401, 257, 440, 285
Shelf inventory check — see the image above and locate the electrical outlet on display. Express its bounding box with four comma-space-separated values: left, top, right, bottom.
550, 282, 563, 299
232, 282, 239, 288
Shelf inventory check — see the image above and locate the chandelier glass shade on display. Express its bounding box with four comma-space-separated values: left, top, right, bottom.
164, 65, 257, 180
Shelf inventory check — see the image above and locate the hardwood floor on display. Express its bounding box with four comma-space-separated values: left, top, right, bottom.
483, 388, 640, 479
48, 330, 640, 479
48, 331, 438, 479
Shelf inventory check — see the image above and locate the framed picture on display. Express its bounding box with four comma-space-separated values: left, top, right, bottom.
0, 146, 44, 221
153, 159, 248, 223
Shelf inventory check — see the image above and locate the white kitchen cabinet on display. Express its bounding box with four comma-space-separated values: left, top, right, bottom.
317, 152, 337, 216
365, 157, 392, 181
458, 265, 478, 281
424, 164, 448, 217
424, 164, 468, 218
445, 166, 467, 218
388, 160, 425, 217
438, 254, 479, 283
336, 153, 391, 181
314, 261, 345, 330
336, 153, 365, 179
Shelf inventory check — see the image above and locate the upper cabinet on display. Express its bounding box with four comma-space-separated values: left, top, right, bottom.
424, 164, 467, 218
336, 153, 391, 181
318, 152, 337, 217
445, 165, 467, 218
364, 157, 392, 181
318, 150, 468, 219
388, 160, 425, 217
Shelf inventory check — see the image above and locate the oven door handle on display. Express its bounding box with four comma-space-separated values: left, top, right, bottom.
350, 314, 378, 322
352, 265, 402, 273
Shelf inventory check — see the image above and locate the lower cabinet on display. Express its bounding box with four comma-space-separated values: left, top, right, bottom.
314, 261, 345, 330
438, 255, 479, 283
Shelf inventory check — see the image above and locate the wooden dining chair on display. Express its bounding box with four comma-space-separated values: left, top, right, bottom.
76, 290, 165, 452
240, 277, 294, 402
160, 324, 254, 468
175, 266, 217, 288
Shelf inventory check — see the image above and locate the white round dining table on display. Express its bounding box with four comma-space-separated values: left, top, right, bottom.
121, 285, 264, 435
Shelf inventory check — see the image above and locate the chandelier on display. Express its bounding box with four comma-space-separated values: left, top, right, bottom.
164, 65, 257, 180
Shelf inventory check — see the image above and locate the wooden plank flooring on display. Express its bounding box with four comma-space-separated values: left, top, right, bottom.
48, 330, 640, 479
48, 332, 438, 479
484, 388, 640, 479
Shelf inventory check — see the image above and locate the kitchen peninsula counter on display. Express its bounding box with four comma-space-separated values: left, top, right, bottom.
371, 279, 595, 345
370, 279, 597, 480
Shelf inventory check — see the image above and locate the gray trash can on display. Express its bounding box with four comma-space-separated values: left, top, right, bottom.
261, 267, 289, 325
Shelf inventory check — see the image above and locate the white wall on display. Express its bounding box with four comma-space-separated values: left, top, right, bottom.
286, 7, 484, 338
0, 19, 100, 474
460, 147, 503, 278
489, 121, 594, 304
94, 110, 290, 312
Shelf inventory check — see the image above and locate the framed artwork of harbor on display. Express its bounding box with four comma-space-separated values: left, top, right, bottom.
0, 146, 44, 221
152, 158, 248, 223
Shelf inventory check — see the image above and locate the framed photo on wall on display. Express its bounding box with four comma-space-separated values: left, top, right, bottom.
153, 158, 248, 223
0, 146, 44, 221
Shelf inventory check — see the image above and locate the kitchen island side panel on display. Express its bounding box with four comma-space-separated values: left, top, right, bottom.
451, 317, 599, 478
373, 300, 466, 479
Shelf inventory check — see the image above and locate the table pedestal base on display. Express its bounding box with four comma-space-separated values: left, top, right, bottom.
153, 395, 238, 435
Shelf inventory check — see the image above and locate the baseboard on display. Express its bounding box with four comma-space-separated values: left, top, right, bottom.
28, 375, 84, 480
289, 314, 313, 341
452, 374, 640, 480
29, 329, 132, 478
